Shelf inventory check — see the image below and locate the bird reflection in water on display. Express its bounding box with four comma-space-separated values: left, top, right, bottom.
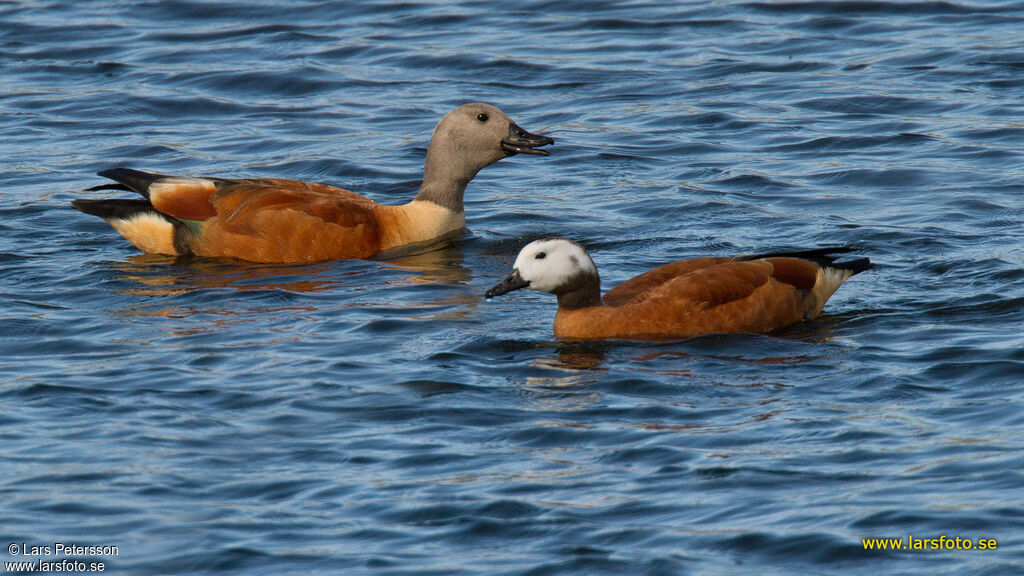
106, 242, 474, 321
522, 331, 847, 424
111, 254, 346, 297
518, 341, 608, 394
379, 244, 480, 320
533, 326, 840, 373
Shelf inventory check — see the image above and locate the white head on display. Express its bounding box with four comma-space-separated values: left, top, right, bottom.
485, 239, 601, 308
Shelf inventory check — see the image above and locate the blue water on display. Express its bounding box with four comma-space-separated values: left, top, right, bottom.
2, 1, 1023, 574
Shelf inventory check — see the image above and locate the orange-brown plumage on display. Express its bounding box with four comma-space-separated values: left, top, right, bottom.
72, 103, 553, 263
602, 257, 730, 306
187, 179, 384, 261
486, 239, 872, 340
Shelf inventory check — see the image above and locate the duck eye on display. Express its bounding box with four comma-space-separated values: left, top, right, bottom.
476, 113, 489, 122
535, 252, 546, 260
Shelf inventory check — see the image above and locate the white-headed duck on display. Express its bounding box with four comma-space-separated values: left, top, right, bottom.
485, 238, 872, 340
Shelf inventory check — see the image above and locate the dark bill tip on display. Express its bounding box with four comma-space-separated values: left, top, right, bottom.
485, 270, 530, 299
501, 142, 551, 156
502, 122, 554, 156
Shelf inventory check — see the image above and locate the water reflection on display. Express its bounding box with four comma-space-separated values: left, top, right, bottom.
534, 331, 840, 372
109, 243, 471, 295
104, 243, 474, 323
518, 335, 847, 415
383, 244, 471, 284
111, 254, 340, 296
517, 342, 608, 392
546, 343, 608, 371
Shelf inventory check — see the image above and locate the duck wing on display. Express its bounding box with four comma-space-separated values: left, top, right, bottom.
87, 168, 385, 262
169, 178, 382, 262
634, 257, 835, 334
603, 257, 731, 306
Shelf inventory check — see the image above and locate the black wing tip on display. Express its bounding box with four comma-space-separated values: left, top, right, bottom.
85, 182, 133, 192
738, 245, 855, 261
97, 167, 156, 179
93, 167, 170, 198
71, 198, 159, 221
834, 257, 873, 275
737, 246, 874, 275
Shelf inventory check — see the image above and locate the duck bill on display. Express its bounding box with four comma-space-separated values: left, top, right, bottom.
485, 270, 530, 298
501, 122, 554, 156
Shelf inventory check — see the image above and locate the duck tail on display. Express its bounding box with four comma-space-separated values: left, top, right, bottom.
72, 198, 183, 256
85, 167, 173, 198
812, 256, 873, 312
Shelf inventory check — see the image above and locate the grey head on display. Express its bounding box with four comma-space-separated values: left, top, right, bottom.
417, 103, 553, 211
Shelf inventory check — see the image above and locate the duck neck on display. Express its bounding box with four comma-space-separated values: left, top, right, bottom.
555, 275, 603, 310
414, 179, 467, 212
414, 148, 477, 213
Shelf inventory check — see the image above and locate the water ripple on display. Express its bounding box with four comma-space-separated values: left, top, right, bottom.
3, 1, 1024, 575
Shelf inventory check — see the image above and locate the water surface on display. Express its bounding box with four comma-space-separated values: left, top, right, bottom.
2, 1, 1023, 574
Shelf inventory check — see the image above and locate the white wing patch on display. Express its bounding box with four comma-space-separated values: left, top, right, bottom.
109, 212, 177, 255
811, 266, 856, 316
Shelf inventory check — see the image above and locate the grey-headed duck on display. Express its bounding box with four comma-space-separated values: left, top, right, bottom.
73, 103, 553, 263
